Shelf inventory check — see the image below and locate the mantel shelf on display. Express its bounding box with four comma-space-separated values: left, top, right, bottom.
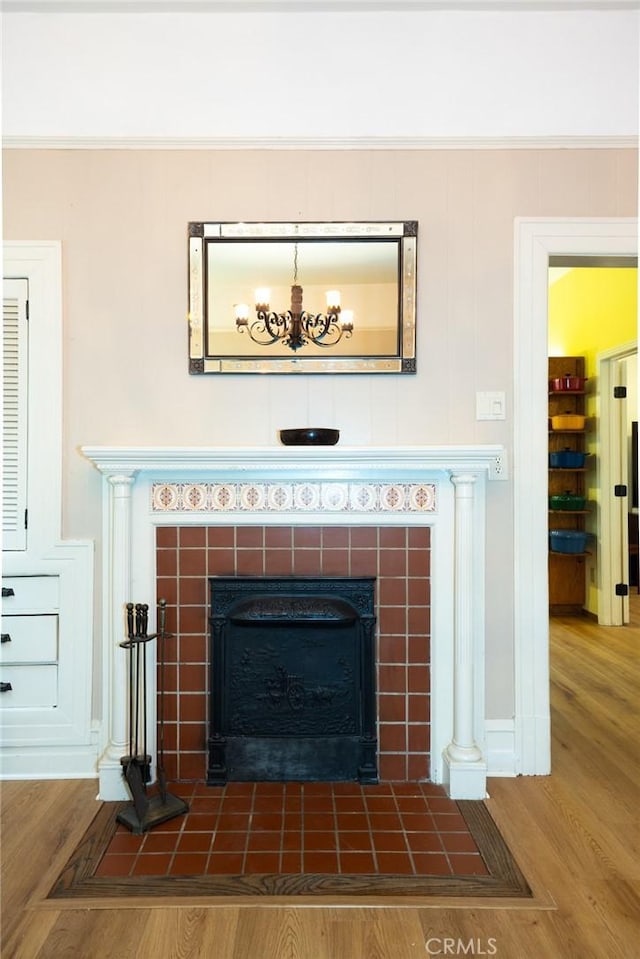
81, 445, 507, 482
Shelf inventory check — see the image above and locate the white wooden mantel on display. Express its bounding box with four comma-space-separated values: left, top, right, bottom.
82, 444, 506, 801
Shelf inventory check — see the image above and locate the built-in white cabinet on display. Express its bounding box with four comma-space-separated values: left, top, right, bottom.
1, 577, 59, 709
1, 243, 96, 779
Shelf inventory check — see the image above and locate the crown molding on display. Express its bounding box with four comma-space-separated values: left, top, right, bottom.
1, 0, 638, 11
3, 135, 638, 151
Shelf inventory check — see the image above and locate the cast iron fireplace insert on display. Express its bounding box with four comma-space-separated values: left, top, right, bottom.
207, 576, 377, 784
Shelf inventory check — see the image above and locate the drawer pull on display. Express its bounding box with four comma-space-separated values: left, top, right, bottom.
1, 634, 11, 643
0, 682, 12, 693
2, 587, 15, 598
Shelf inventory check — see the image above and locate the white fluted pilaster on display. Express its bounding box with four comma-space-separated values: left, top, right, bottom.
443, 471, 487, 798
97, 471, 136, 799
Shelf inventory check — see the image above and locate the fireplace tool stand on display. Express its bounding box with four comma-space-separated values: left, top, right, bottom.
117, 599, 188, 834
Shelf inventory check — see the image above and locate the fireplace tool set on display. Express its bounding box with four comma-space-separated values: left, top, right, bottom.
117, 599, 188, 834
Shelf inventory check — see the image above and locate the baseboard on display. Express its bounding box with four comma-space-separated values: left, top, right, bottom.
0, 745, 99, 780
485, 720, 517, 777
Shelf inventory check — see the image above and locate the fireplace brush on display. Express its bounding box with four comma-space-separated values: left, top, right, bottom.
117, 599, 188, 834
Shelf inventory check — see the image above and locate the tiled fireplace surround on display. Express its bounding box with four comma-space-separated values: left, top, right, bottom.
83, 445, 505, 802
157, 523, 431, 784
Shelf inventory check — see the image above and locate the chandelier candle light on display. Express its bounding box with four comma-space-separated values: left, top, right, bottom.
234, 243, 354, 352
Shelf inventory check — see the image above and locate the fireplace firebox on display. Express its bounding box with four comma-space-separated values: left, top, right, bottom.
208, 576, 377, 784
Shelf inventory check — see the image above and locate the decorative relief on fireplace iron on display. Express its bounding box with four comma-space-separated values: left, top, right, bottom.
228, 647, 356, 737
152, 481, 436, 514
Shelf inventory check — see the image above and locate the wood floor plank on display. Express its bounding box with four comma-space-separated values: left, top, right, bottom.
1, 596, 638, 957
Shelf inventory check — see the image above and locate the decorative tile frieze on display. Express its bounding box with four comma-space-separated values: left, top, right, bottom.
152, 481, 437, 514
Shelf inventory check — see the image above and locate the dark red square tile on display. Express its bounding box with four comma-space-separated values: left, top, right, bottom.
177, 832, 212, 853
412, 852, 451, 875
432, 812, 468, 831
405, 831, 444, 853
303, 850, 339, 873
142, 831, 179, 854
334, 796, 366, 813
302, 830, 337, 851
236, 527, 264, 548
449, 854, 489, 876
322, 528, 349, 548
244, 851, 280, 873
375, 852, 414, 874
335, 812, 369, 831
400, 812, 436, 832
339, 851, 377, 874
369, 812, 403, 832
439, 832, 481, 854
131, 854, 173, 876
265, 527, 293, 548
170, 852, 209, 875
157, 527, 177, 548
252, 812, 283, 831
321, 550, 349, 575
207, 852, 244, 874
281, 829, 302, 851
371, 831, 408, 852
217, 812, 251, 831
281, 850, 303, 873
303, 812, 335, 831
337, 831, 373, 852
179, 527, 206, 548
293, 527, 321, 548
212, 831, 247, 853
350, 527, 377, 548
247, 831, 282, 852
283, 812, 302, 830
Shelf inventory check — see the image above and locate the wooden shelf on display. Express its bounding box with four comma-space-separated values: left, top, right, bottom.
548, 356, 589, 612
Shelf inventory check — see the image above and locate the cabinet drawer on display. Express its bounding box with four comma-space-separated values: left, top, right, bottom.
0, 665, 58, 708
1, 576, 59, 613
0, 615, 58, 664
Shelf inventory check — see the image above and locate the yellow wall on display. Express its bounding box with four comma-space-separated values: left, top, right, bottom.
548, 267, 637, 376
548, 266, 638, 615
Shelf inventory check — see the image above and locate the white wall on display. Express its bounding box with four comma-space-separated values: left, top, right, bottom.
2, 8, 638, 142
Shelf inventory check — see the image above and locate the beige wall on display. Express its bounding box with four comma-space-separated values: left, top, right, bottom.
3, 146, 637, 722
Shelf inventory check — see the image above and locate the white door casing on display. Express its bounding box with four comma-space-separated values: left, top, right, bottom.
513, 217, 638, 776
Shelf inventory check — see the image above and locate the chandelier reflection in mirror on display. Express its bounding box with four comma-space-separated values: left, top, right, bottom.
234, 242, 354, 352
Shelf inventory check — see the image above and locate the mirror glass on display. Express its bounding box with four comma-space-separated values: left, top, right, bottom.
188, 221, 417, 374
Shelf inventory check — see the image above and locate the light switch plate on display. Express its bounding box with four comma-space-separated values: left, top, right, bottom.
476, 391, 506, 421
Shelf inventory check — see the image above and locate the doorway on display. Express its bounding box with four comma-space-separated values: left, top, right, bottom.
513, 217, 638, 777
548, 262, 638, 625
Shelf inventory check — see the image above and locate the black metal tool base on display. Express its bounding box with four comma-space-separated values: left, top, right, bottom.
116, 792, 189, 835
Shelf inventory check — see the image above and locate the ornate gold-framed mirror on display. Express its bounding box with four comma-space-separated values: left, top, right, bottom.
188, 220, 417, 374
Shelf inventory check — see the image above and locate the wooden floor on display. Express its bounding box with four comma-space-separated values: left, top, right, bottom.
2, 598, 638, 958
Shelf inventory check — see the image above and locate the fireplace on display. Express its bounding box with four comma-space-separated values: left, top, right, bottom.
82, 444, 505, 800
207, 576, 377, 784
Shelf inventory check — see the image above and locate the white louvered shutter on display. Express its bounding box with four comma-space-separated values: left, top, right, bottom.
3, 278, 29, 550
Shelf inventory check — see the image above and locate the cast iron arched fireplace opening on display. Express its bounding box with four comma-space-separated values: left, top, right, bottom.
207, 576, 377, 784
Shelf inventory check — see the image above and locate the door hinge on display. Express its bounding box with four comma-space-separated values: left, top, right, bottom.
613, 386, 627, 399
615, 583, 629, 597
614, 484, 628, 497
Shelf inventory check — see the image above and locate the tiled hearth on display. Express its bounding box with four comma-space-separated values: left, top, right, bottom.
96, 780, 488, 879
156, 524, 431, 783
